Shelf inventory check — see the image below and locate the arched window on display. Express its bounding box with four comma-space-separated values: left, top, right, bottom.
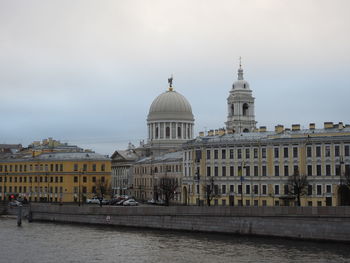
154, 167, 158, 173
177, 126, 181, 138
166, 127, 170, 138
231, 104, 234, 115
243, 103, 249, 116
243, 128, 249, 133
155, 127, 159, 139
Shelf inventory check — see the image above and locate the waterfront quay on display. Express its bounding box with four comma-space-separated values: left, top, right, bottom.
6, 203, 350, 243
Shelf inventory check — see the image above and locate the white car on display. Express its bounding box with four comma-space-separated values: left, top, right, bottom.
86, 197, 101, 204
123, 199, 138, 206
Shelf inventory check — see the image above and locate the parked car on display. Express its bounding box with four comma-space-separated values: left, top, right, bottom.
102, 199, 110, 205
8, 200, 22, 207
156, 199, 165, 205
147, 199, 156, 204
123, 199, 138, 206
86, 197, 101, 204
116, 199, 127, 206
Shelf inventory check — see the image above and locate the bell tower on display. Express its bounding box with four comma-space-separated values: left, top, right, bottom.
225, 60, 257, 133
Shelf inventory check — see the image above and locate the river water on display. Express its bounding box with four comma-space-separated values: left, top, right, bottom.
1, 217, 350, 263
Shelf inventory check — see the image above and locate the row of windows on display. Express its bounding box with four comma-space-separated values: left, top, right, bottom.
307, 145, 350, 158
194, 183, 332, 196
192, 164, 350, 177
185, 144, 350, 162
134, 164, 182, 175
0, 163, 106, 173
0, 186, 64, 194
205, 148, 267, 160
0, 176, 64, 183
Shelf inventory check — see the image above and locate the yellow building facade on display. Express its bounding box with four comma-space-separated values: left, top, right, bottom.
0, 152, 111, 203
182, 123, 350, 207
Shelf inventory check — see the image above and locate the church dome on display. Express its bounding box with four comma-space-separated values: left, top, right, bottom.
147, 89, 194, 121
232, 67, 250, 90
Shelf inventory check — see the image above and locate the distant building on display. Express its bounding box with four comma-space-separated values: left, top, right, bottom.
133, 151, 182, 203
0, 140, 111, 203
111, 143, 139, 196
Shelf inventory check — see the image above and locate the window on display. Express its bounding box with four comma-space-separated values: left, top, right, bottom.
274, 148, 279, 158
325, 145, 331, 157
274, 185, 280, 195
284, 147, 288, 158
326, 165, 331, 176
83, 164, 87, 171
92, 177, 96, 183
274, 165, 279, 176
92, 164, 96, 171
316, 146, 321, 157
336, 165, 341, 176
242, 103, 249, 116
307, 146, 312, 157
60, 164, 63, 172
284, 184, 289, 195
316, 185, 322, 195
307, 165, 313, 176
345, 145, 350, 156
254, 166, 258, 176
74, 176, 78, 183
246, 185, 250, 194
308, 185, 312, 195
229, 149, 234, 159
253, 185, 258, 194
326, 185, 332, 193
245, 149, 250, 159
222, 166, 226, 177
214, 167, 218, 177
222, 185, 226, 194
222, 149, 226, 159
214, 150, 218, 159
238, 185, 242, 194
230, 185, 234, 193
284, 166, 289, 176
335, 145, 340, 157
262, 200, 267, 206
165, 127, 170, 138
101, 176, 105, 183
245, 166, 250, 176
262, 185, 267, 195
60, 177, 63, 183
83, 176, 87, 183
207, 167, 211, 177
206, 150, 211, 160
230, 166, 234, 176
293, 165, 299, 174
316, 165, 322, 176
261, 148, 266, 158
262, 166, 267, 176
293, 147, 298, 158
237, 149, 242, 159
254, 148, 258, 159
101, 164, 105, 172
55, 164, 59, 171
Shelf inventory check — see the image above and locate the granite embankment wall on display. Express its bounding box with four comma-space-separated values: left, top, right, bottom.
28, 204, 350, 242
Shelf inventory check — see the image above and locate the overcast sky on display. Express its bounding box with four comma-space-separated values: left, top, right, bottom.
1, 0, 349, 155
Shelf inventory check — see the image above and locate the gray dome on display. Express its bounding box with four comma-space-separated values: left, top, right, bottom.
148, 89, 194, 121
232, 79, 250, 90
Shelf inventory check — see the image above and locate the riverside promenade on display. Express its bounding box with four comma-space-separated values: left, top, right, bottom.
10, 203, 349, 242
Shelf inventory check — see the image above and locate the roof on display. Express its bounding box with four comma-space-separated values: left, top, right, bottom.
136, 151, 182, 165
184, 127, 350, 147
0, 151, 110, 162
111, 149, 139, 161
147, 89, 194, 121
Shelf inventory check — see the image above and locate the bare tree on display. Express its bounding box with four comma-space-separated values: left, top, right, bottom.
287, 169, 308, 206
158, 177, 178, 206
95, 179, 112, 200
203, 177, 219, 206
